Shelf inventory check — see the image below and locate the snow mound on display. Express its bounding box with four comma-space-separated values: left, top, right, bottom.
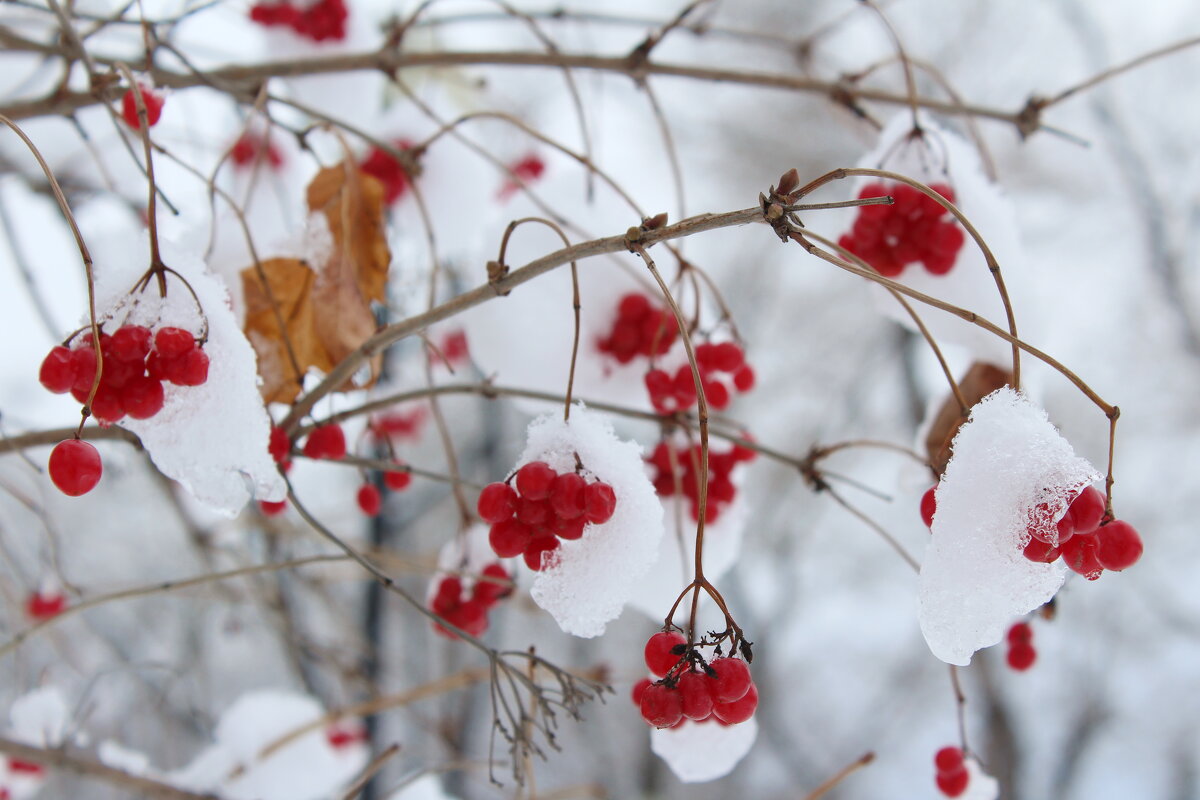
9, 686, 69, 747
650, 717, 757, 783
94, 236, 285, 515
519, 405, 664, 637
962, 758, 1001, 800
919, 388, 1098, 665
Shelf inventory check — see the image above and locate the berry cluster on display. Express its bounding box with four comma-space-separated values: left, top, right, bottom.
632, 631, 758, 729
1005, 621, 1036, 671
596, 293, 677, 364
838, 182, 964, 277
429, 563, 511, 639
25, 590, 67, 621
248, 0, 348, 42
646, 441, 756, 522
644, 341, 754, 414
121, 85, 164, 130
920, 484, 1144, 580
369, 408, 427, 443
934, 746, 970, 797
497, 153, 547, 200
40, 325, 209, 425
478, 462, 617, 571
360, 141, 413, 204
231, 133, 284, 169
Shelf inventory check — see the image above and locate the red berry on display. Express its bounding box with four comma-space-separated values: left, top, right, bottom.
553, 514, 587, 540
325, 725, 366, 749
1023, 536, 1061, 563
712, 342, 744, 372
731, 364, 756, 392
121, 376, 165, 419
168, 347, 209, 386
1094, 519, 1143, 571
523, 536, 559, 571
704, 379, 731, 410
515, 461, 556, 500
639, 684, 683, 728
472, 563, 511, 605
708, 657, 752, 703
260, 499, 288, 515
549, 472, 587, 519
936, 764, 970, 797
631, 677, 652, 706
154, 327, 195, 359
489, 519, 532, 558
1006, 622, 1033, 645
303, 424, 346, 460
70, 346, 98, 393
25, 591, 67, 620
584, 481, 616, 524
1062, 534, 1104, 580
1068, 485, 1106, 535
383, 467, 412, 491
677, 670, 715, 721
515, 496, 553, 528
432, 576, 463, 612
644, 631, 687, 677
357, 484, 382, 517
360, 142, 411, 204
1007, 642, 1036, 671
39, 346, 77, 393
711, 681, 758, 724
920, 485, 938, 528
269, 426, 290, 463
934, 746, 964, 773
618, 293, 651, 320
478, 482, 518, 523
121, 85, 164, 129
48, 439, 102, 496
109, 325, 153, 362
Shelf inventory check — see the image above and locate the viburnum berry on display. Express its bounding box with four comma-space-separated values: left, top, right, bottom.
39, 346, 77, 393
1062, 533, 1104, 580
303, 424, 346, 460
597, 293, 676, 364
523, 535, 559, 571
48, 439, 102, 496
553, 514, 587, 540
121, 85, 164, 129
478, 482, 518, 523
583, 481, 616, 524
707, 657, 752, 703
1094, 519, 1143, 571
644, 631, 687, 677
360, 140, 413, 204
250, 0, 347, 41
231, 133, 284, 169
920, 485, 938, 528
712, 682, 758, 725
488, 519, 532, 558
325, 724, 367, 749
383, 467, 412, 491
676, 670, 715, 721
25, 590, 67, 620
121, 375, 165, 419
154, 327, 195, 359
1023, 536, 1062, 563
934, 746, 969, 797
260, 499, 288, 516
839, 182, 964, 277
549, 472, 587, 519
471, 563, 512, 605
631, 678, 652, 706
515, 461, 556, 500
934, 746, 964, 773
1005, 622, 1036, 671
109, 325, 152, 362
639, 683, 684, 729
498, 153, 547, 200
268, 426, 291, 463
357, 484, 382, 517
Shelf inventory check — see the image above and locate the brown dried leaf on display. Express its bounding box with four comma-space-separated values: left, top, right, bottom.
307, 162, 390, 305
925, 361, 1012, 477
241, 258, 327, 404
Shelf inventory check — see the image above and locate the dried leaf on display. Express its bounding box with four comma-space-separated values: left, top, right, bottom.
925, 361, 1012, 477
307, 162, 390, 305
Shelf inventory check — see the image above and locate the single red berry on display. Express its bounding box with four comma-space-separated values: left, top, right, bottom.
70, 346, 98, 393
472, 563, 511, 605
712, 342, 744, 372
1007, 642, 1037, 671
731, 364, 756, 392
704, 379, 731, 410
515, 496, 552, 528
39, 346, 78, 393
260, 499, 288, 515
1094, 519, 1143, 571
920, 485, 938, 528
489, 519, 532, 558
432, 576, 463, 612
7, 758, 45, 776
109, 325, 153, 362
584, 481, 616, 524
168, 347, 209, 386
522, 536, 559, 571
121, 376, 165, 419
478, 482, 518, 523
1006, 622, 1033, 645
48, 439, 102, 496
25, 591, 67, 620
269, 426, 290, 463
303, 424, 346, 460
357, 484, 382, 517
1068, 485, 1106, 535
325, 725, 367, 749
677, 670, 715, 721
631, 677, 652, 706
515, 461, 557, 500
360, 142, 411, 203
121, 85, 164, 129
618, 293, 651, 320
553, 514, 587, 540
383, 467, 412, 491
1062, 534, 1104, 580
936, 764, 970, 797
644, 631, 687, 677
711, 681, 758, 724
934, 746, 964, 773
89, 385, 126, 424
549, 472, 587, 519
1023, 536, 1061, 563
708, 657, 752, 703
639, 683, 683, 728
154, 327, 195, 359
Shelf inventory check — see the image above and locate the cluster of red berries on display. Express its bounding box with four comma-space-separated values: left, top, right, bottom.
231, 133, 284, 169
249, 0, 348, 42
40, 325, 209, 496
632, 631, 758, 729
497, 154, 547, 200
1005, 621, 1036, 671
838, 182, 964, 277
597, 293, 677, 364
429, 563, 512, 639
920, 484, 1144, 579
477, 462, 617, 571
121, 85, 164, 130
646, 440, 755, 522
934, 746, 970, 797
369, 408, 427, 443
644, 341, 755, 414
360, 141, 413, 204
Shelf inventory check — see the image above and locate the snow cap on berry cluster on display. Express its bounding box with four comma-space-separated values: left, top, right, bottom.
649, 717, 758, 783
851, 113, 1024, 364
89, 236, 286, 515
919, 388, 1098, 665
517, 405, 664, 637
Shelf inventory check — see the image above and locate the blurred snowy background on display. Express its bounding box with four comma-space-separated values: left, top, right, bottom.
1, 0, 1199, 798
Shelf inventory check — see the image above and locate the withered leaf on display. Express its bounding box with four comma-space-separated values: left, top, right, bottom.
307, 161, 390, 305
925, 361, 1012, 477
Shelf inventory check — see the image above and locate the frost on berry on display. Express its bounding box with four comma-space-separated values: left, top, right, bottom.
649, 715, 758, 783
514, 406, 664, 638
919, 388, 1099, 665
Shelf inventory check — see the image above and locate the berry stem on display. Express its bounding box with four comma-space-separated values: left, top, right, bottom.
113, 63, 167, 296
